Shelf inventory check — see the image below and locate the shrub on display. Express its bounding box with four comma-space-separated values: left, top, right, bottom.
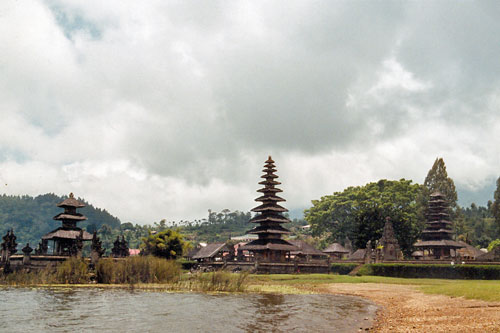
140, 229, 187, 259
330, 263, 358, 275
487, 239, 500, 252
178, 259, 197, 271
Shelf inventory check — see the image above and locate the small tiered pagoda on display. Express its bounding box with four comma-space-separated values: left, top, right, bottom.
414, 192, 463, 259
240, 156, 297, 262
41, 193, 93, 256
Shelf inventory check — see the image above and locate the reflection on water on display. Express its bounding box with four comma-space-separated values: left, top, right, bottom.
0, 288, 376, 333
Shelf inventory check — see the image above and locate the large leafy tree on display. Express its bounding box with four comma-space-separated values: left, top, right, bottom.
140, 229, 188, 259
305, 179, 422, 257
491, 177, 500, 234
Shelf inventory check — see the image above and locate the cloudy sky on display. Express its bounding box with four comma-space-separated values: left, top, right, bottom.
1, 1, 500, 223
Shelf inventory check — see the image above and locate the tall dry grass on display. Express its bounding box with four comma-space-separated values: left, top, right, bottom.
56, 257, 89, 284
95, 256, 181, 284
1, 257, 249, 292
0, 267, 57, 285
0, 258, 87, 285
180, 271, 249, 292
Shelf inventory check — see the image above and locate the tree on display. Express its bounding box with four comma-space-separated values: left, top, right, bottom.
453, 203, 496, 248
419, 157, 458, 212
305, 179, 422, 257
140, 229, 188, 259
0, 193, 121, 247
491, 177, 500, 234
488, 239, 500, 252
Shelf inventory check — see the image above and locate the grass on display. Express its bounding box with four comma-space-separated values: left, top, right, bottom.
248, 273, 443, 285
178, 271, 249, 292
247, 273, 500, 302
420, 280, 500, 302
3, 262, 499, 301
1, 257, 249, 293
96, 256, 181, 284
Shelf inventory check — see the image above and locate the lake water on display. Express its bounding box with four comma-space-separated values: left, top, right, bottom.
0, 288, 376, 332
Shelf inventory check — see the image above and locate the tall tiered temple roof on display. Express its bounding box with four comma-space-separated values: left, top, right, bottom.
41, 193, 92, 255
414, 192, 463, 258
240, 157, 297, 257
53, 193, 88, 228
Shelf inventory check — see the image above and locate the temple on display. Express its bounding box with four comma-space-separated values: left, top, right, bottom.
378, 218, 401, 261
240, 156, 297, 262
41, 193, 93, 256
414, 192, 463, 259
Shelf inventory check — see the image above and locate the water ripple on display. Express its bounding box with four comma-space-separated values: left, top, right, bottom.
0, 288, 375, 333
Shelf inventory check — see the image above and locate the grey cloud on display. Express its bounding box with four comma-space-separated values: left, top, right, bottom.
1, 0, 500, 221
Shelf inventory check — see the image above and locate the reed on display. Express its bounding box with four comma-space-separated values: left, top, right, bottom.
56, 258, 89, 284
1, 257, 250, 292
180, 271, 249, 292
96, 256, 181, 284
0, 264, 58, 285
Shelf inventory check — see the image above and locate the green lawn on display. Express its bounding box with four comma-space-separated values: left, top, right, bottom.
420, 280, 500, 302
247, 273, 500, 302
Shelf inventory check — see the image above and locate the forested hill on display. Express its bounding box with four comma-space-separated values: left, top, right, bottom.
0, 193, 121, 247
180, 209, 308, 243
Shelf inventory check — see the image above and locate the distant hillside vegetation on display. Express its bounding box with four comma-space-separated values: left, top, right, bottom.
0, 193, 121, 248
180, 209, 307, 243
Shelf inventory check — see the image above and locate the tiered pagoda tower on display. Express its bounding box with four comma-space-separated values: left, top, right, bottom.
240, 156, 297, 262
414, 192, 463, 259
41, 193, 93, 256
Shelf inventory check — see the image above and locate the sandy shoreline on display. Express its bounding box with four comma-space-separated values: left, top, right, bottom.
317, 283, 500, 333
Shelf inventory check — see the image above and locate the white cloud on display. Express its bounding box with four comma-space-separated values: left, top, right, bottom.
0, 0, 499, 223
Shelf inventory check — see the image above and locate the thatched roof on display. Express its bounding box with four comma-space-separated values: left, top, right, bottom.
257, 187, 282, 194
414, 240, 464, 249
251, 204, 288, 213
288, 240, 326, 256
323, 242, 349, 254
258, 179, 281, 186
456, 241, 484, 259
240, 238, 298, 252
230, 234, 258, 241
349, 248, 367, 260
185, 246, 202, 258
192, 243, 230, 259
57, 193, 85, 208
476, 246, 500, 261
42, 228, 93, 240
53, 213, 87, 221
254, 195, 285, 202
250, 214, 290, 224
247, 225, 291, 235
421, 229, 454, 234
